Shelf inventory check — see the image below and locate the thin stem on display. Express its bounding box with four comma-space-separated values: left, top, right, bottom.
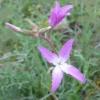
5, 22, 56, 51
40, 93, 53, 100
52, 94, 59, 100
40, 93, 59, 100
39, 34, 56, 52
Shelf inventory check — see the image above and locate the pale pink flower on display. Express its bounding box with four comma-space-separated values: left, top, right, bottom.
38, 39, 86, 92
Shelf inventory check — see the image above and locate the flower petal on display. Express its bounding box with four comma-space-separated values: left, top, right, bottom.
51, 66, 63, 92
53, 1, 60, 13
48, 1, 61, 27
38, 46, 57, 64
59, 39, 74, 62
62, 64, 86, 83
60, 5, 73, 16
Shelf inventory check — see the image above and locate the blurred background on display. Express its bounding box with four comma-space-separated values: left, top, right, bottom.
0, 0, 100, 100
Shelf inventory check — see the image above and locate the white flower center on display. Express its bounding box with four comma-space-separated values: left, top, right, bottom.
52, 57, 70, 72
52, 57, 64, 66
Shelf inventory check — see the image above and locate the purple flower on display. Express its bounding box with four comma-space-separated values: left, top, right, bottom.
48, 1, 73, 27
38, 39, 86, 92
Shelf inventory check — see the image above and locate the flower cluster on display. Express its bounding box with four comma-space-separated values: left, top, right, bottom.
38, 1, 86, 92
5, 0, 86, 93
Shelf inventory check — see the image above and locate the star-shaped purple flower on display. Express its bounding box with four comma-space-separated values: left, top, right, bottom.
38, 39, 86, 92
48, 1, 73, 27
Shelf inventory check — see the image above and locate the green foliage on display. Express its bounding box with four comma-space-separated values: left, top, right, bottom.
0, 0, 100, 99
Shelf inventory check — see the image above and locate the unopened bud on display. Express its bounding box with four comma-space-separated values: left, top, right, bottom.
5, 22, 23, 32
